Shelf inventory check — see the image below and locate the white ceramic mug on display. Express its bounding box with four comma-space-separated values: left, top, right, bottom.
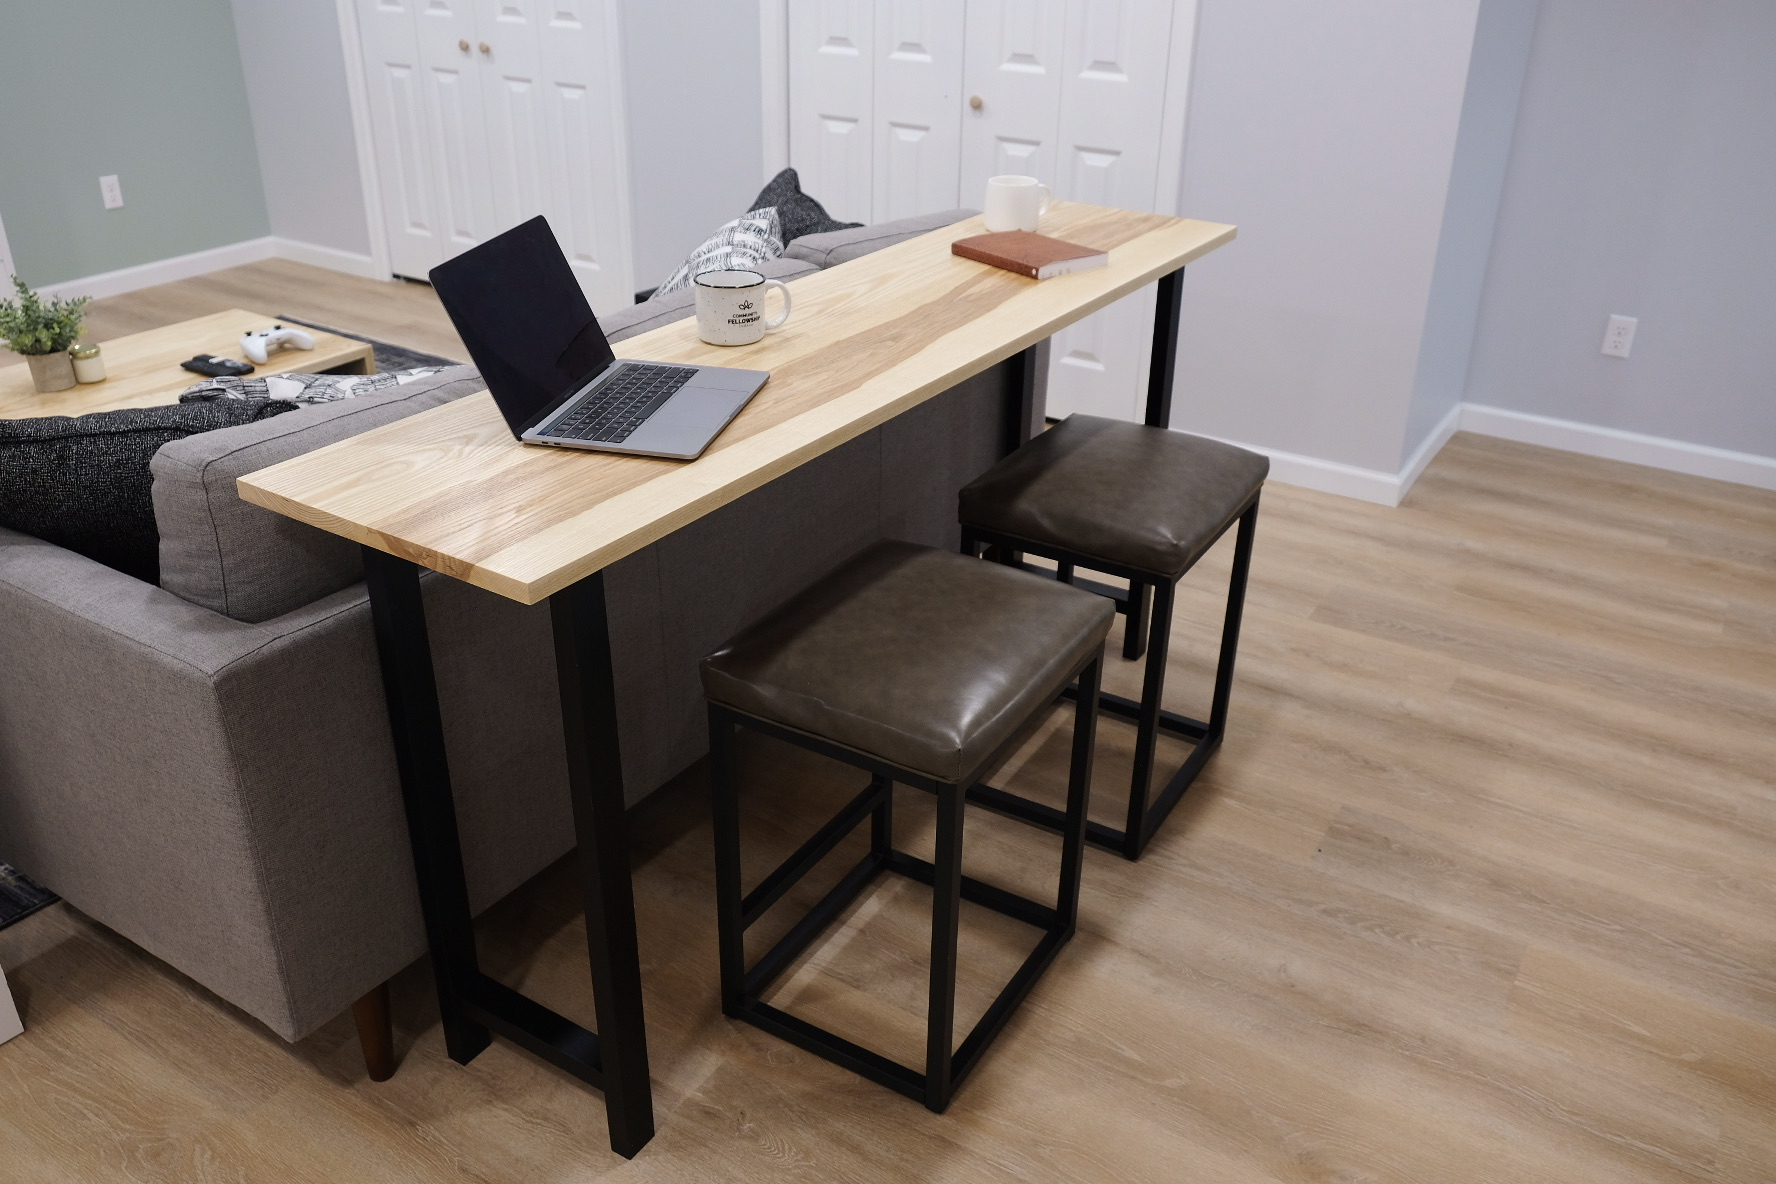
983, 175, 1053, 232
694, 269, 792, 346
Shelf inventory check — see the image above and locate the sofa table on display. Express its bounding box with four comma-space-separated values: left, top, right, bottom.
0, 308, 372, 421
236, 202, 1235, 1159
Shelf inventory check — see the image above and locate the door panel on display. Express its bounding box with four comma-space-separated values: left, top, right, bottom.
415, 0, 491, 262
789, 0, 875, 224
958, 0, 1066, 210
872, 0, 963, 221
1045, 0, 1176, 422
357, 0, 445, 279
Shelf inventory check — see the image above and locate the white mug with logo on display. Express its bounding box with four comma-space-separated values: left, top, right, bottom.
983, 175, 1053, 233
694, 269, 792, 346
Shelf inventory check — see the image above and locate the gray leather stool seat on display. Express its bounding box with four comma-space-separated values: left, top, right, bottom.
959, 414, 1268, 579
703, 540, 1112, 782
702, 538, 1111, 1112
958, 414, 1268, 859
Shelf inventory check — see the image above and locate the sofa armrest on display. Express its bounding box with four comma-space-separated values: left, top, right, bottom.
786, 209, 978, 268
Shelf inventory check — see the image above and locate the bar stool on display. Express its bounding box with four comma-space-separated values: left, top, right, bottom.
702, 540, 1112, 1111
958, 414, 1268, 860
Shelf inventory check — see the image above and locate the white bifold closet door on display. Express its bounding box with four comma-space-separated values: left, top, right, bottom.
355, 0, 634, 312
786, 0, 1184, 423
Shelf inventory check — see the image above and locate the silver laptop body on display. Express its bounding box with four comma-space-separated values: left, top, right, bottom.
521, 359, 769, 460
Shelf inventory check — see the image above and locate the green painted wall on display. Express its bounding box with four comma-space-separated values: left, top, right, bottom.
0, 0, 269, 287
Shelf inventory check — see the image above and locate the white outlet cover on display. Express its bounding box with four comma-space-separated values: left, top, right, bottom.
1602, 314, 1637, 359
99, 174, 124, 210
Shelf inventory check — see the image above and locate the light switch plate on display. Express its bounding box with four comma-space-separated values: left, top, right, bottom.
100, 174, 124, 210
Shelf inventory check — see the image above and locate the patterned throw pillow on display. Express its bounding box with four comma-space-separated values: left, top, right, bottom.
179, 365, 454, 406
654, 206, 784, 296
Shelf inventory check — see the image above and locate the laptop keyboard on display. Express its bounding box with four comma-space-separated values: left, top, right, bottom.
544, 363, 699, 444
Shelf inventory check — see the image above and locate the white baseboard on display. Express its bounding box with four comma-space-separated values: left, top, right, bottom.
1459, 403, 1776, 492
35, 236, 386, 302
1399, 403, 1463, 496
39, 237, 278, 301
272, 237, 385, 280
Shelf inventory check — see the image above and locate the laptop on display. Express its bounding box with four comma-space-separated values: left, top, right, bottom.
429, 215, 769, 460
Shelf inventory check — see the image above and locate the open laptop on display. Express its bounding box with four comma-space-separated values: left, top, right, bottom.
429, 215, 768, 460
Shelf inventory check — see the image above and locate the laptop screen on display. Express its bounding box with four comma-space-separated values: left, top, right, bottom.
428, 215, 617, 437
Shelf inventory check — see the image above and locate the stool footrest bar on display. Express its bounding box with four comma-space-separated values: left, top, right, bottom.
951, 926, 1071, 1086
743, 779, 892, 927
1060, 685, 1209, 739
881, 851, 1061, 931
737, 1001, 928, 1101
744, 852, 887, 998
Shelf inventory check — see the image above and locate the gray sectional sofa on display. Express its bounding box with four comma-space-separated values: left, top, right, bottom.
0, 210, 1045, 1051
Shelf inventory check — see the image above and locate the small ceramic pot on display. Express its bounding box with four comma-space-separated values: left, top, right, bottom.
27, 350, 77, 393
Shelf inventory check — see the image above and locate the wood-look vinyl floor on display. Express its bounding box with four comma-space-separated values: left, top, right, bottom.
2, 263, 1774, 1181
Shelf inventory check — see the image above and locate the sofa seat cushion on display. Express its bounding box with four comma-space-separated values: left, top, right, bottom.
151, 365, 488, 622
604, 258, 818, 344
0, 400, 296, 584
786, 209, 977, 268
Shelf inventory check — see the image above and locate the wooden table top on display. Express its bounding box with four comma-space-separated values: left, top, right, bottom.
238, 203, 1236, 605
0, 309, 374, 420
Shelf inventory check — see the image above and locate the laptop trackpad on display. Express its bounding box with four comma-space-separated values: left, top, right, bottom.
621, 384, 752, 455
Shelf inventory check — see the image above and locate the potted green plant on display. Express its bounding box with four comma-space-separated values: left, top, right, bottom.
0, 276, 90, 393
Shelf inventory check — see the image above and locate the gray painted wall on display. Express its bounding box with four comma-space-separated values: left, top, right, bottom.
0, 0, 269, 287
1403, 0, 1540, 464
1465, 0, 1776, 458
230, 0, 372, 256
619, 0, 766, 292
1170, 0, 1486, 475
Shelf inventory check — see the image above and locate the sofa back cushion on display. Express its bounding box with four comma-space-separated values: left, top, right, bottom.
0, 400, 296, 585
785, 209, 976, 268
152, 366, 486, 623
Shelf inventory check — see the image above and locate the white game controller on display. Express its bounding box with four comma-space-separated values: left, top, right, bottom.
240, 324, 315, 364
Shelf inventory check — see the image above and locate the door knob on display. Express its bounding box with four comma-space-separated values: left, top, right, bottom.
458, 39, 469, 52
969, 94, 983, 110
479, 41, 491, 54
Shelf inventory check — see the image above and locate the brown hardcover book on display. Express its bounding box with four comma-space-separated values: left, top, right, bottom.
950, 230, 1110, 280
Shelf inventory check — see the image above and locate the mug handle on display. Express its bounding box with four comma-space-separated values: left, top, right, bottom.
1037, 184, 1053, 216
762, 280, 792, 331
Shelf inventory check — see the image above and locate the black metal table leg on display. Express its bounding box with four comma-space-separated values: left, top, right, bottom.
1004, 341, 1042, 457
362, 549, 492, 1066
1146, 267, 1185, 429
552, 573, 656, 1158
362, 548, 655, 1159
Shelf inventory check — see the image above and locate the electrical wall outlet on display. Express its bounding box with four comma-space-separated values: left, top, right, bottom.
1602, 314, 1637, 358
99, 174, 124, 210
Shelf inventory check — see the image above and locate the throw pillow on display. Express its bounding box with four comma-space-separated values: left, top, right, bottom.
749, 168, 863, 243
655, 206, 785, 297
0, 399, 295, 583
180, 365, 454, 406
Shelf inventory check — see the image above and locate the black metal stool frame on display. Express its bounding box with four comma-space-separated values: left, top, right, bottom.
708, 650, 1102, 1113
960, 490, 1259, 860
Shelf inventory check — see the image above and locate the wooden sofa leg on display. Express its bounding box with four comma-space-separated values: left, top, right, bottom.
352, 982, 396, 1082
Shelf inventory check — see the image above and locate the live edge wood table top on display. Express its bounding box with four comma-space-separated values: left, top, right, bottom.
0, 309, 373, 420
237, 203, 1236, 605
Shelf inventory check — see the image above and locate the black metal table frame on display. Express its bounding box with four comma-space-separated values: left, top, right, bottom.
355, 264, 1189, 1159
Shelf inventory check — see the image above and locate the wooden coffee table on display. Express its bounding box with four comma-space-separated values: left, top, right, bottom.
0, 309, 374, 420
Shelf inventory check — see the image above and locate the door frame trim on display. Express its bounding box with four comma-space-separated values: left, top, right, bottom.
1154, 0, 1201, 216
759, 0, 790, 183
334, 0, 395, 281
